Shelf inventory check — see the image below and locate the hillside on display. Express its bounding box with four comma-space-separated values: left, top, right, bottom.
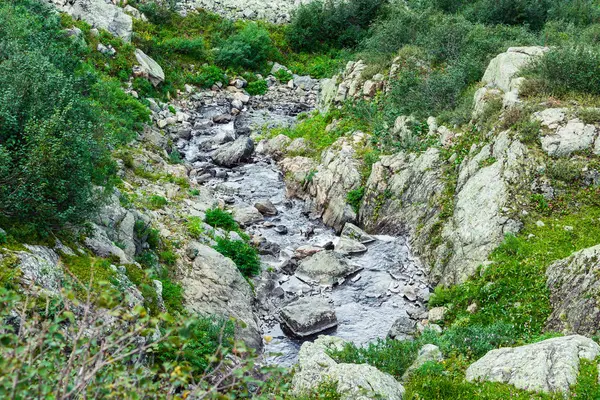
2, 0, 600, 398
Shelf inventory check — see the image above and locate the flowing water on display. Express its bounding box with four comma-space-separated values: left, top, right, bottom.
177, 88, 430, 366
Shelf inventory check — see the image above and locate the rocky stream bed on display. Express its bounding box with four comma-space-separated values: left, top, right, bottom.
165, 76, 431, 365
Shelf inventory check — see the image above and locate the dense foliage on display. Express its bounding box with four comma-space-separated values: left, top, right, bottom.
0, 0, 148, 231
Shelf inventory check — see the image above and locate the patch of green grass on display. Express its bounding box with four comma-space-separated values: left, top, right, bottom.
346, 187, 365, 214
147, 194, 168, 210
61, 254, 116, 297
187, 216, 205, 239
246, 79, 268, 95
579, 108, 600, 125
430, 194, 600, 340
213, 237, 260, 278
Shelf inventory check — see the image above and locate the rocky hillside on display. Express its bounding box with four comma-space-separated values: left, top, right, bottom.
3, 0, 600, 398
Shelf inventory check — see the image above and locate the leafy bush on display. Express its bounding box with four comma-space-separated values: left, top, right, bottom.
547, 159, 582, 182
287, 0, 387, 52
147, 195, 168, 210
525, 46, 600, 97
0, 287, 287, 398
215, 23, 277, 71
346, 187, 365, 213
190, 65, 226, 88
159, 36, 206, 59
213, 237, 261, 277
205, 208, 239, 232
157, 316, 235, 377
187, 216, 205, 238
246, 79, 268, 95
274, 69, 293, 82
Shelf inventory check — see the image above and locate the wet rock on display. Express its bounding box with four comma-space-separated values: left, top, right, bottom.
281, 276, 310, 294
546, 244, 600, 335
256, 238, 281, 257
254, 200, 278, 216
259, 134, 292, 160
466, 335, 600, 394
295, 251, 361, 286
280, 258, 298, 275
213, 114, 233, 124
334, 237, 368, 256
387, 311, 416, 340
212, 137, 254, 167
403, 344, 443, 380
274, 225, 288, 235
280, 297, 337, 337
233, 206, 264, 227
291, 336, 405, 400
341, 222, 375, 244
180, 244, 261, 349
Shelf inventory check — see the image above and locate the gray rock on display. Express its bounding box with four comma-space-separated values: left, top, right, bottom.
295, 251, 361, 286
134, 49, 165, 87
15, 245, 63, 294
291, 336, 405, 400
280, 297, 337, 337
180, 244, 261, 349
467, 335, 600, 394
428, 306, 447, 323
254, 200, 278, 216
387, 311, 416, 340
233, 206, 264, 227
482, 47, 548, 92
287, 137, 310, 154
341, 222, 375, 244
334, 237, 367, 256
48, 0, 132, 41
541, 119, 597, 157
546, 244, 600, 335
212, 137, 254, 167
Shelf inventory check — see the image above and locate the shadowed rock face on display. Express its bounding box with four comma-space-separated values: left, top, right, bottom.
546, 244, 600, 335
466, 335, 600, 395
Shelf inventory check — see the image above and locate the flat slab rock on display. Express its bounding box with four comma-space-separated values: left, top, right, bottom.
295, 250, 361, 286
280, 297, 337, 337
466, 335, 600, 394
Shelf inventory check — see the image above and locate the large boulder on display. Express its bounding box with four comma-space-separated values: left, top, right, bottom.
546, 245, 600, 335
436, 131, 532, 284
212, 137, 254, 167
48, 0, 132, 41
291, 336, 405, 400
295, 251, 361, 286
466, 335, 600, 394
482, 47, 548, 93
280, 297, 337, 337
360, 147, 446, 272
534, 109, 599, 157
281, 135, 363, 232
134, 49, 165, 87
14, 245, 63, 294
180, 244, 261, 349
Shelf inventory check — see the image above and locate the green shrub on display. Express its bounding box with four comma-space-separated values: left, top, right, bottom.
205, 208, 239, 232
190, 65, 226, 88
160, 36, 206, 59
215, 23, 277, 71
547, 159, 582, 182
517, 120, 541, 144
246, 79, 268, 95
525, 46, 600, 97
274, 69, 293, 83
187, 216, 205, 238
346, 187, 365, 214
578, 108, 600, 124
159, 276, 185, 314
286, 0, 386, 52
213, 237, 261, 277
147, 195, 168, 210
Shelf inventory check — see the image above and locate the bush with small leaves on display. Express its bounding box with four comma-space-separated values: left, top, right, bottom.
215, 23, 277, 71
213, 237, 261, 277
